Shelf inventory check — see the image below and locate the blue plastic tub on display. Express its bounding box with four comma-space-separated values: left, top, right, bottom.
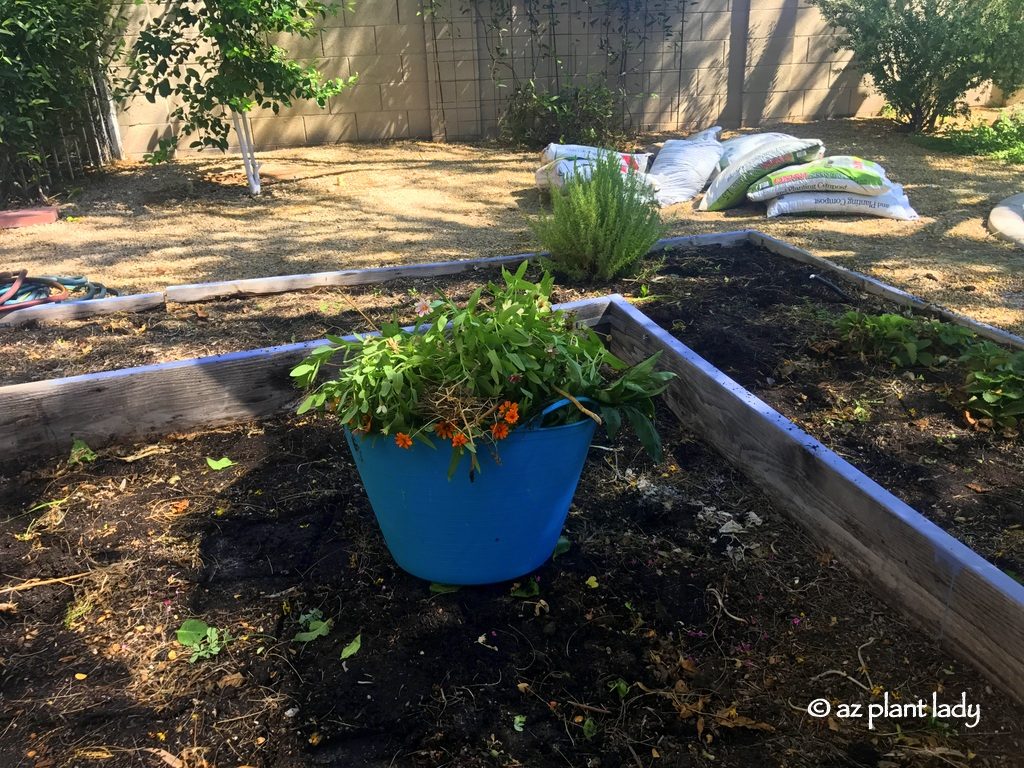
344, 399, 597, 584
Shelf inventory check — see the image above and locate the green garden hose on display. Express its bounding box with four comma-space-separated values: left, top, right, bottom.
0, 270, 118, 314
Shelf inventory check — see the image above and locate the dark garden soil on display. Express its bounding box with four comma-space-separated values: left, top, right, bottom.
632, 246, 1024, 584
2, 415, 1023, 768
3, 244, 1022, 580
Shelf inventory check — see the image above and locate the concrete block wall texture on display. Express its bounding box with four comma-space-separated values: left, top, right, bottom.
113, 0, 1009, 158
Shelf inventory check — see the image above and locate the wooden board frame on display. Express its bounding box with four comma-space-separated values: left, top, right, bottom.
602, 295, 1024, 703
4, 230, 1022, 353
0, 296, 612, 462
0, 293, 165, 328
2, 291, 1023, 702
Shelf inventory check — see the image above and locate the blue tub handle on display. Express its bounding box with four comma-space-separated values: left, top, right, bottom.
529, 396, 598, 427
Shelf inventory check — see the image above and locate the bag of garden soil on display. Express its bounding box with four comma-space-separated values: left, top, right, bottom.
540, 143, 652, 172
717, 132, 797, 171
747, 156, 892, 201
649, 137, 724, 206
765, 184, 919, 220
699, 137, 824, 211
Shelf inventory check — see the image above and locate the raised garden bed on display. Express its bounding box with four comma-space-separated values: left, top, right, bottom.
2, 409, 1023, 767
3, 235, 1024, 766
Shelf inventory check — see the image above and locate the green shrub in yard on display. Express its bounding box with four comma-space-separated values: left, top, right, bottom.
0, 0, 122, 203
916, 109, 1024, 164
811, 0, 1024, 133
499, 80, 626, 148
530, 152, 664, 282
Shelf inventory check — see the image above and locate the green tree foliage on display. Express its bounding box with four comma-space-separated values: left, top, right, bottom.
811, 0, 1024, 132
119, 0, 357, 161
0, 0, 120, 202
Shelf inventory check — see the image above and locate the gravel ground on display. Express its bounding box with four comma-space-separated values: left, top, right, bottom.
3, 115, 1022, 335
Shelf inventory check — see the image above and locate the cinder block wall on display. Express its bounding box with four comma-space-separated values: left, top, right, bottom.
114, 0, 1006, 158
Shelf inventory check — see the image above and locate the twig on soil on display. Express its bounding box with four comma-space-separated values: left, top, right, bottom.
706, 587, 748, 624
625, 742, 644, 768
809, 669, 871, 692
857, 637, 876, 689
567, 701, 612, 715
1, 570, 93, 593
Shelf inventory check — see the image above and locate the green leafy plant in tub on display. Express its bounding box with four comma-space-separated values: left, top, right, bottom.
291, 262, 675, 476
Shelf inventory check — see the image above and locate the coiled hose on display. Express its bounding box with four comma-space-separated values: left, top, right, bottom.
0, 270, 118, 314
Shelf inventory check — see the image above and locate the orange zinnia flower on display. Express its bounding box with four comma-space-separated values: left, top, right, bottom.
491, 422, 510, 440
434, 421, 455, 439
503, 402, 519, 424
395, 432, 413, 449
451, 433, 468, 448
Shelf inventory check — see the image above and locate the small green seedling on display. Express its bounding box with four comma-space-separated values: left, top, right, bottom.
512, 714, 526, 732
69, 439, 97, 465
582, 718, 598, 739
206, 456, 236, 471
340, 633, 362, 660
429, 583, 461, 594
293, 609, 333, 643
176, 619, 231, 663
510, 580, 540, 598
552, 536, 571, 560
608, 678, 630, 699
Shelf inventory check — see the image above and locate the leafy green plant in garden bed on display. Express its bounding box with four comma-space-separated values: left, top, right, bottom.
834, 311, 1024, 431
177, 619, 231, 662
530, 152, 664, 282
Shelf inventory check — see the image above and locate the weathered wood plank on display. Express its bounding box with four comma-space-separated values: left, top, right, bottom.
164, 232, 756, 304
164, 253, 538, 303
604, 295, 1024, 702
747, 230, 1024, 350
0, 296, 612, 462
0, 293, 165, 327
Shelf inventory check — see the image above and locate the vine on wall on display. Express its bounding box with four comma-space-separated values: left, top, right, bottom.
421, 0, 689, 146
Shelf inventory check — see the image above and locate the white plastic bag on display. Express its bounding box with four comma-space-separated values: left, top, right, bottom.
535, 158, 596, 191
535, 158, 659, 193
649, 139, 724, 206
699, 138, 825, 211
766, 184, 919, 220
540, 143, 652, 172
747, 156, 891, 201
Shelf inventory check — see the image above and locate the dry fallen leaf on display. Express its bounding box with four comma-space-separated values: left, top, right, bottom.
965, 482, 992, 494
142, 748, 184, 768
218, 672, 244, 689
713, 706, 775, 732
